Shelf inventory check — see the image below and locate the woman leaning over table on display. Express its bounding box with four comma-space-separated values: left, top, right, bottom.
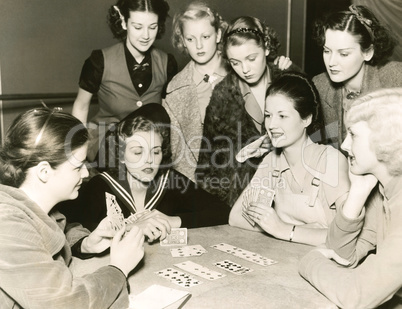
299, 88, 402, 308
0, 108, 144, 309
312, 4, 402, 147
229, 72, 350, 246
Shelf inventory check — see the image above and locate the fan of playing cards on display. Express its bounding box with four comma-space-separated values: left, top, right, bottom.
242, 187, 275, 226
106, 192, 125, 232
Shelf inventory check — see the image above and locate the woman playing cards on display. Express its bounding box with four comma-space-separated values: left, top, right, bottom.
75, 103, 230, 241
229, 72, 350, 246
0, 108, 144, 309
299, 88, 402, 308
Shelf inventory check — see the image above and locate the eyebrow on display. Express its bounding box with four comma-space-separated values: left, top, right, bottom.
323, 45, 355, 51
131, 22, 158, 26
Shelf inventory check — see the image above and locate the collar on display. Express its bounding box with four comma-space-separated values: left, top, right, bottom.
380, 175, 402, 202
238, 66, 270, 97
124, 43, 152, 65
273, 137, 315, 174
193, 55, 228, 86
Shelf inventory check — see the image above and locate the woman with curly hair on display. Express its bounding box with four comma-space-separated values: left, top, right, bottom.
312, 4, 402, 148
73, 0, 178, 161
196, 16, 299, 206
74, 104, 230, 241
299, 88, 402, 308
163, 1, 228, 182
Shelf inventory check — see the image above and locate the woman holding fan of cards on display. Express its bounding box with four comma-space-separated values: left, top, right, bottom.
0, 108, 144, 309
229, 72, 350, 246
75, 103, 230, 241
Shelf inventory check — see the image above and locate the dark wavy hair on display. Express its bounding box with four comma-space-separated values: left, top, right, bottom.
313, 5, 396, 66
266, 72, 326, 140
222, 16, 281, 62
101, 104, 172, 180
108, 0, 170, 41
0, 108, 88, 188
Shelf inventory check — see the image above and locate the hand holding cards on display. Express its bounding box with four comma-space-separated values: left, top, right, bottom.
242, 187, 275, 226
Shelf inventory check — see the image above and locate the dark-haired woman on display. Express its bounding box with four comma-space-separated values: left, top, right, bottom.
73, 0, 178, 161
0, 108, 144, 308
312, 4, 402, 147
196, 16, 299, 206
229, 73, 350, 246
75, 104, 230, 242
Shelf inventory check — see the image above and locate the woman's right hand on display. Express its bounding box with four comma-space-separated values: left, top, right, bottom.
126, 212, 172, 243
110, 226, 144, 277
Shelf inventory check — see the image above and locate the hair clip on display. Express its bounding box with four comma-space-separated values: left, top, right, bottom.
113, 5, 125, 23
227, 28, 263, 38
349, 5, 374, 41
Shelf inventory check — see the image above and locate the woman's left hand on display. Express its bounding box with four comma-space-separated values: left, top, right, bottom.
247, 202, 289, 239
81, 217, 116, 254
274, 55, 292, 70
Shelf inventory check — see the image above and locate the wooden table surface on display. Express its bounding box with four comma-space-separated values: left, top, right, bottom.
71, 224, 336, 309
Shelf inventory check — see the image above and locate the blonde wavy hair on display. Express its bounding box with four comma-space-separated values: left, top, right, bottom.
346, 88, 402, 176
171, 1, 227, 54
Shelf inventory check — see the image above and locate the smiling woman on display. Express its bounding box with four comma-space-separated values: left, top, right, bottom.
0, 108, 145, 308
312, 5, 402, 148
72, 0, 178, 162
299, 88, 402, 308
196, 15, 300, 206
229, 72, 350, 246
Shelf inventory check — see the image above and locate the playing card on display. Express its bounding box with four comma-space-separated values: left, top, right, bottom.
105, 192, 124, 231
125, 209, 151, 224
242, 187, 276, 227
160, 228, 188, 246
170, 245, 207, 257
255, 187, 275, 206
214, 260, 254, 275
174, 261, 226, 281
211, 243, 278, 266
155, 267, 202, 288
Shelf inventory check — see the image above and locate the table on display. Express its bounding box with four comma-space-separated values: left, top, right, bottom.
71, 225, 336, 309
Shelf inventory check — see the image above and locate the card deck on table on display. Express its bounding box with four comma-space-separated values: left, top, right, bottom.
160, 228, 188, 246
174, 261, 226, 281
170, 245, 207, 257
242, 187, 275, 226
214, 260, 254, 275
105, 192, 125, 231
211, 243, 278, 266
155, 267, 202, 288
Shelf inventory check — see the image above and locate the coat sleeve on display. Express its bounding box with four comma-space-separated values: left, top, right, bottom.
0, 207, 128, 309
299, 200, 402, 309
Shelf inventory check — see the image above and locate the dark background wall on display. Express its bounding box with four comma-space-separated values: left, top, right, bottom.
0, 0, 308, 141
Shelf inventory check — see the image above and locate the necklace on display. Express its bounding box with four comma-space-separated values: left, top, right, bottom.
345, 88, 361, 100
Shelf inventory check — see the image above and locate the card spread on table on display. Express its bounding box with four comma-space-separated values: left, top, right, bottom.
242, 187, 275, 226
174, 261, 226, 281
160, 228, 188, 246
128, 284, 191, 309
170, 245, 207, 257
105, 192, 125, 231
211, 243, 278, 266
214, 260, 254, 275
155, 267, 202, 288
